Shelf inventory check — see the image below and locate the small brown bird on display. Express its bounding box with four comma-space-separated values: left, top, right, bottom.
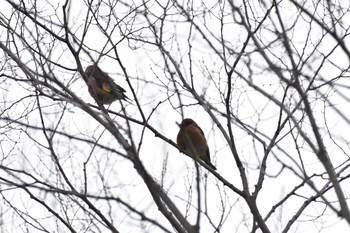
177, 118, 217, 170
85, 65, 128, 104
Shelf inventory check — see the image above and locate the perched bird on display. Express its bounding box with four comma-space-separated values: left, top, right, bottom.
85, 65, 128, 104
177, 118, 217, 170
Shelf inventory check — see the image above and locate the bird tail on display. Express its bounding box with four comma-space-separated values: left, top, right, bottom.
199, 155, 217, 170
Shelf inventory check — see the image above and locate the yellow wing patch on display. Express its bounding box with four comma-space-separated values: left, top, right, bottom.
102, 82, 111, 93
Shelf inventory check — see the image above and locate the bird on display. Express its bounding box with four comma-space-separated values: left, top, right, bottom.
85, 65, 129, 104
176, 118, 217, 170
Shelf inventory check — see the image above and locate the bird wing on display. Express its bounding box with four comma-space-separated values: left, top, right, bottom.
100, 76, 127, 99
102, 82, 112, 93
190, 125, 216, 169
186, 124, 208, 155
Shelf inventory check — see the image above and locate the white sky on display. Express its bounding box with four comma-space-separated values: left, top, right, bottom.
1, 0, 350, 232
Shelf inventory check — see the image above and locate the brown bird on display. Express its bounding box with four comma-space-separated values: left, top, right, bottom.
177, 118, 217, 170
85, 65, 128, 104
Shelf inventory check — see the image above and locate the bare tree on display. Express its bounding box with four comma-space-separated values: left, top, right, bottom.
1, 0, 350, 232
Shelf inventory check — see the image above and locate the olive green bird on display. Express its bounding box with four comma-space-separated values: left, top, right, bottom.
177, 118, 217, 170
85, 65, 128, 104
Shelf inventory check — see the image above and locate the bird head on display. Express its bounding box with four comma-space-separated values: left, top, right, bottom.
85, 65, 99, 76
179, 118, 196, 128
